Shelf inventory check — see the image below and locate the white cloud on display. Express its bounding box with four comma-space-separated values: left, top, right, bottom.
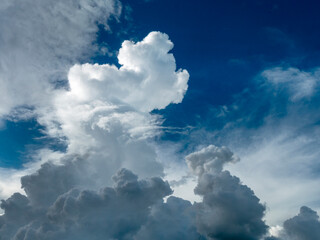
0, 0, 121, 117
67, 32, 189, 112
262, 67, 320, 101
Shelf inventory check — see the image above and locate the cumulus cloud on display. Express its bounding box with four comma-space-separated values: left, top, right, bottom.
187, 64, 320, 226
281, 206, 320, 240
3, 0, 318, 239
0, 167, 172, 240
0, 0, 121, 200
134, 196, 201, 240
187, 145, 268, 240
33, 31, 190, 184
186, 145, 239, 176
266, 206, 320, 240
66, 31, 189, 112
0, 143, 270, 240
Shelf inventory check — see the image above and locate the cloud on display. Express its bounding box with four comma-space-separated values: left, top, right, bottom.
66, 31, 189, 112
0, 0, 121, 117
0, 27, 190, 201
2, 0, 318, 238
185, 64, 320, 226
134, 196, 201, 240
33, 31, 190, 184
187, 145, 268, 240
0, 167, 172, 240
262, 67, 320, 101
282, 206, 320, 240
186, 145, 239, 176
0, 144, 270, 240
266, 206, 320, 240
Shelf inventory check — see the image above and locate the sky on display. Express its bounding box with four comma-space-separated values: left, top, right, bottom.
0, 0, 320, 239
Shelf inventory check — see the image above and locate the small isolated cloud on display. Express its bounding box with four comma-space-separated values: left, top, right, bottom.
262, 67, 320, 101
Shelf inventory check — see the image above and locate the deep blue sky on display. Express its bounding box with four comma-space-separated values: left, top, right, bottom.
1, 0, 320, 168
103, 0, 320, 126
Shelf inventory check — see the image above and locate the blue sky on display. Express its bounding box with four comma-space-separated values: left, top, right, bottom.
3, 0, 320, 162
0, 0, 320, 239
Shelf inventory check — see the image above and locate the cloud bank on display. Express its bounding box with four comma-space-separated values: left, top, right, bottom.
1, 145, 270, 240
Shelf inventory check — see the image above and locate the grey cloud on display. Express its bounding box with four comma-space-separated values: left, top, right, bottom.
188, 145, 268, 240
0, 167, 172, 240
20, 156, 94, 208
282, 206, 320, 240
267, 206, 320, 240
134, 196, 202, 240
186, 145, 239, 176
194, 171, 268, 240
0, 193, 41, 239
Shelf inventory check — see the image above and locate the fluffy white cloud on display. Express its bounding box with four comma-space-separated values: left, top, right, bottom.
31, 31, 190, 185
0, 0, 121, 117
67, 31, 189, 112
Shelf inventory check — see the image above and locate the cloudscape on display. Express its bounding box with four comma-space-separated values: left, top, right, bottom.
0, 0, 320, 239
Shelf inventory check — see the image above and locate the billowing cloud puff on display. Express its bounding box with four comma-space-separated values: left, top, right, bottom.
282, 206, 320, 240
0, 144, 269, 240
0, 167, 172, 240
194, 171, 268, 240
187, 145, 268, 240
67, 31, 189, 112
186, 145, 239, 176
32, 31, 190, 185
266, 206, 320, 240
134, 196, 201, 240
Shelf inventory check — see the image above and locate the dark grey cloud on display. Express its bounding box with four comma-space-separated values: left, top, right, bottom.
20, 156, 93, 208
186, 145, 239, 176
0, 165, 172, 240
194, 171, 268, 240
266, 206, 320, 240
186, 145, 268, 240
282, 206, 320, 240
135, 196, 202, 240
3, 144, 320, 240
